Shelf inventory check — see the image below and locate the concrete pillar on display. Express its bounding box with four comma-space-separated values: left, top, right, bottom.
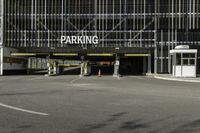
154, 46, 158, 74
80, 56, 92, 76
80, 61, 91, 76
86, 62, 91, 75
113, 56, 120, 77
143, 57, 147, 74
80, 56, 84, 76
47, 58, 58, 76
27, 58, 31, 75
80, 62, 84, 77
0, 0, 3, 47
147, 54, 152, 74
47, 60, 52, 76
0, 0, 3, 75
53, 61, 58, 75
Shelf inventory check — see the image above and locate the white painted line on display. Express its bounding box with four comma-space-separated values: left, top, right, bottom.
117, 76, 121, 80
129, 76, 144, 80
28, 77, 43, 81
70, 76, 82, 84
0, 102, 49, 116
154, 76, 200, 83
113, 75, 121, 80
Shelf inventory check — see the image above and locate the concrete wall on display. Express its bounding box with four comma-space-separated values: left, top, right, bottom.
3, 48, 26, 71
173, 65, 196, 77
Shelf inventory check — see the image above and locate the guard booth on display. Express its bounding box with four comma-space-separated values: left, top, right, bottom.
169, 45, 197, 77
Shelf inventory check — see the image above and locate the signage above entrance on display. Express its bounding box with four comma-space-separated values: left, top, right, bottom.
61, 36, 99, 45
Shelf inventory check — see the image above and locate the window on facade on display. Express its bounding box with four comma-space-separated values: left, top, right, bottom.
176, 59, 181, 65
183, 59, 189, 65
176, 53, 181, 59
183, 53, 195, 58
176, 53, 181, 65
189, 59, 195, 65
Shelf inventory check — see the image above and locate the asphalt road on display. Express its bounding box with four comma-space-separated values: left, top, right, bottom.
0, 75, 200, 133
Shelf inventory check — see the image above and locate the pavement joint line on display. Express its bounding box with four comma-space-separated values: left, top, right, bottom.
113, 75, 121, 80
28, 76, 44, 81
70, 76, 83, 84
128, 76, 144, 80
0, 102, 49, 116
154, 76, 200, 83
117, 76, 121, 80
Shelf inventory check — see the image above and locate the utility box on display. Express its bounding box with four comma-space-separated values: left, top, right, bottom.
169, 45, 197, 77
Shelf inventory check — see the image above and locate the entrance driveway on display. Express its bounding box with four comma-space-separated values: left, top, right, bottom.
0, 75, 200, 133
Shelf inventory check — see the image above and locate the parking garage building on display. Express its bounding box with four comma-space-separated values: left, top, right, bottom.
0, 0, 200, 76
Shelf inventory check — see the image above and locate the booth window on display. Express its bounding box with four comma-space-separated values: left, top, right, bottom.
189, 59, 195, 65
183, 59, 189, 65
183, 53, 195, 58
182, 59, 195, 65
176, 53, 181, 65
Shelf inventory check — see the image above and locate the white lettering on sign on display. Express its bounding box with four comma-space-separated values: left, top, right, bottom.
61, 36, 99, 45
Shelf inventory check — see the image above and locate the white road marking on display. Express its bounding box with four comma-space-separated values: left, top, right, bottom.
113, 75, 121, 80
0, 102, 49, 116
28, 77, 43, 81
117, 76, 121, 80
125, 76, 144, 80
154, 76, 200, 83
70, 76, 82, 84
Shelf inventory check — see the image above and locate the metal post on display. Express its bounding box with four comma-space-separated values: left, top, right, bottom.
45, 0, 47, 27
161, 30, 163, 73
61, 0, 64, 33
171, 0, 174, 49
154, 0, 158, 74
31, 0, 34, 30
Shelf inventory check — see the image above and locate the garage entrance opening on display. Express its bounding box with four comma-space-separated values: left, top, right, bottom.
120, 57, 146, 75
90, 61, 114, 76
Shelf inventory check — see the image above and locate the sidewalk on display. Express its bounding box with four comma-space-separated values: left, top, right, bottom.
154, 74, 200, 83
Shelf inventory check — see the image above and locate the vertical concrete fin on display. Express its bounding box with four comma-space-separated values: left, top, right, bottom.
0, 0, 3, 46
0, 0, 3, 75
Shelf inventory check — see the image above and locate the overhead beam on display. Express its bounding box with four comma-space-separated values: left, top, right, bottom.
87, 53, 113, 57
124, 54, 150, 57
11, 53, 36, 56
53, 53, 78, 56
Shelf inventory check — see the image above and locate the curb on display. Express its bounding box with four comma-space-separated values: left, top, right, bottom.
154, 76, 200, 83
